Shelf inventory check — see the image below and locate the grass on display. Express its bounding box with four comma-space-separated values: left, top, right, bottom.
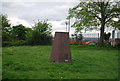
2, 45, 118, 79
0, 47, 2, 80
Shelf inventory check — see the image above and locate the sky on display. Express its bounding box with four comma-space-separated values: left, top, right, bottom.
1, 0, 120, 37
1, 0, 82, 36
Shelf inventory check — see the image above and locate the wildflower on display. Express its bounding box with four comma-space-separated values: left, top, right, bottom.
61, 77, 63, 79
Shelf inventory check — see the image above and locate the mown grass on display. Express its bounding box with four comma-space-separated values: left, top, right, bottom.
2, 45, 118, 79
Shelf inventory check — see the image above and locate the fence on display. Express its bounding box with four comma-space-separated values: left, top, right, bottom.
70, 33, 120, 42
82, 33, 99, 41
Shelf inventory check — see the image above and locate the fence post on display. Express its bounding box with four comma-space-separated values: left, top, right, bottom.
112, 30, 115, 40
117, 33, 118, 38
98, 33, 99, 42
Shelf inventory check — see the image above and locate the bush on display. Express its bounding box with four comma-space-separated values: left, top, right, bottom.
11, 40, 27, 46
2, 40, 27, 47
2, 41, 12, 47
26, 31, 52, 45
113, 43, 120, 49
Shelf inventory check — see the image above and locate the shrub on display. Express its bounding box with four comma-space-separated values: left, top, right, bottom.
2, 41, 12, 47
26, 31, 52, 45
2, 40, 27, 47
113, 43, 120, 49
11, 40, 27, 46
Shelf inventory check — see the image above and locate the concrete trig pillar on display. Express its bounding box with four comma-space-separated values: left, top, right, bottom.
51, 32, 72, 63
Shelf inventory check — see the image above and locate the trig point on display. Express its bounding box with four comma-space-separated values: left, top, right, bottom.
51, 32, 72, 63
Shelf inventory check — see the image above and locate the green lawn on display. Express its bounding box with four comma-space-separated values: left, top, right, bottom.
2, 45, 118, 79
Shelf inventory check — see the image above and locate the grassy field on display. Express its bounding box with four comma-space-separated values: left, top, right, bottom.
0, 47, 2, 80
2, 45, 118, 79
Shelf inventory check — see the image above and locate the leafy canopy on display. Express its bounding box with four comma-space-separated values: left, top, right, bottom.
0, 15, 11, 33
27, 20, 52, 45
67, 1, 120, 32
12, 24, 27, 40
33, 20, 52, 35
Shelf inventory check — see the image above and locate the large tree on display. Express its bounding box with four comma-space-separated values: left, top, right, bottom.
0, 15, 11, 41
67, 1, 120, 46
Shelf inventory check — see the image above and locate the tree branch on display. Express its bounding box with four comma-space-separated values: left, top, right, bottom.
105, 8, 120, 19
105, 13, 120, 23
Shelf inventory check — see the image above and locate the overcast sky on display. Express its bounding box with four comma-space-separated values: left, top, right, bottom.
1, 0, 119, 37
1, 0, 82, 36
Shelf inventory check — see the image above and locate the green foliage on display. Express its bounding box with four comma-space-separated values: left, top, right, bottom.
2, 32, 11, 41
67, 1, 120, 46
104, 32, 111, 40
2, 45, 118, 79
111, 20, 120, 30
67, 1, 120, 32
114, 43, 120, 49
11, 24, 27, 40
1, 15, 11, 41
28, 31, 52, 45
2, 40, 27, 47
2, 41, 12, 47
73, 33, 83, 42
1, 16, 53, 46
33, 21, 52, 34
2, 23, 29, 46
27, 21, 52, 45
67, 2, 99, 31
1, 14, 11, 32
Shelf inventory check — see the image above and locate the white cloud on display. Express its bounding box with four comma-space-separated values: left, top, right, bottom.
2, 1, 79, 36
2, 0, 79, 2
49, 20, 68, 36
2, 2, 78, 21
0, 4, 2, 14
8, 17, 32, 27
48, 20, 75, 36
7, 17, 76, 36
3, 0, 119, 38
3, 0, 119, 3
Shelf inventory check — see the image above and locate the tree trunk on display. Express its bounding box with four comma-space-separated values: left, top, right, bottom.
99, 23, 105, 46
98, 2, 106, 47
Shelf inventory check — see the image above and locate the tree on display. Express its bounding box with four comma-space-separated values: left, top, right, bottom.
33, 20, 52, 34
0, 15, 11, 41
11, 24, 27, 40
67, 1, 120, 46
28, 20, 52, 45
111, 20, 120, 30
1, 15, 11, 32
25, 27, 33, 40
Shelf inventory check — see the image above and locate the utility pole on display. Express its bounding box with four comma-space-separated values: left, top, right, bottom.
65, 21, 68, 32
68, 18, 70, 33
